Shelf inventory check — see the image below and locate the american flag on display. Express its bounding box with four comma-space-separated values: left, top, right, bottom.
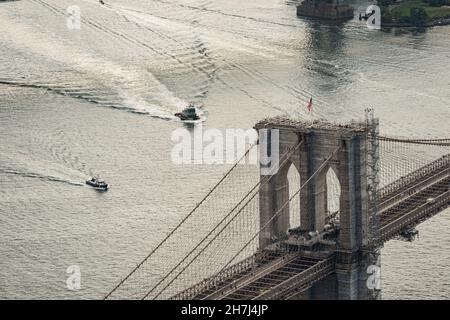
306, 97, 313, 112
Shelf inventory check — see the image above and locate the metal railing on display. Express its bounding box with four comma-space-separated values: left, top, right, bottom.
373, 190, 450, 247
253, 256, 335, 300
378, 154, 449, 200
378, 167, 449, 211
207, 253, 298, 300
170, 250, 271, 300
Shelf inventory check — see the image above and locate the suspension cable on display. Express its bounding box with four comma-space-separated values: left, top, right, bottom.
104, 143, 257, 299
176, 146, 340, 300
377, 136, 450, 146
147, 140, 305, 300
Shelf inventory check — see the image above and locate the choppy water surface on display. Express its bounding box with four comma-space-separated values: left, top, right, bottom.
0, 0, 449, 299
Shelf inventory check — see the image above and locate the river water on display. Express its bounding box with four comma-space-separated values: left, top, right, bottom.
0, 0, 449, 299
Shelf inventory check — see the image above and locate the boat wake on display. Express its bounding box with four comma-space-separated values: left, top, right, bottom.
0, 8, 190, 122
0, 167, 85, 187
0, 79, 182, 120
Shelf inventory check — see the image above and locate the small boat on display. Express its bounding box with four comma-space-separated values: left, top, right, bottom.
175, 104, 200, 121
86, 177, 108, 190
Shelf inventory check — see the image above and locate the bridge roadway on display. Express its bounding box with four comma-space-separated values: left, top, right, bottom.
172, 156, 449, 300
172, 250, 335, 300
373, 156, 449, 246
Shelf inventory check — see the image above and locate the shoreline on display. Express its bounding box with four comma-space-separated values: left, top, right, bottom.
381, 17, 450, 27
381, 1, 450, 28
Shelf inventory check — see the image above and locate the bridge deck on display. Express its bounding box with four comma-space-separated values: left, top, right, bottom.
378, 155, 448, 205
379, 162, 449, 212
201, 166, 448, 299
172, 156, 449, 300
219, 255, 325, 300
380, 177, 449, 227
375, 170, 449, 243
189, 251, 286, 300
183, 252, 334, 300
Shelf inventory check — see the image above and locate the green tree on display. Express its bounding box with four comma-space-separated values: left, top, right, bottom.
377, 0, 395, 6
381, 9, 393, 23
425, 0, 450, 7
410, 7, 429, 24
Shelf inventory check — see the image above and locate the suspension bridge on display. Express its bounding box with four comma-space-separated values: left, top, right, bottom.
105, 111, 449, 300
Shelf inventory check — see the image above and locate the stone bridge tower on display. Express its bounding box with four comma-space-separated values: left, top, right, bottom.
255, 116, 380, 300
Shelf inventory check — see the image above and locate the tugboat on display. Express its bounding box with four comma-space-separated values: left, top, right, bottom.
86, 177, 109, 191
175, 104, 200, 121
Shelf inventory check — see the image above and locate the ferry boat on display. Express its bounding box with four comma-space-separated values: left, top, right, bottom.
86, 177, 109, 191
175, 104, 200, 121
